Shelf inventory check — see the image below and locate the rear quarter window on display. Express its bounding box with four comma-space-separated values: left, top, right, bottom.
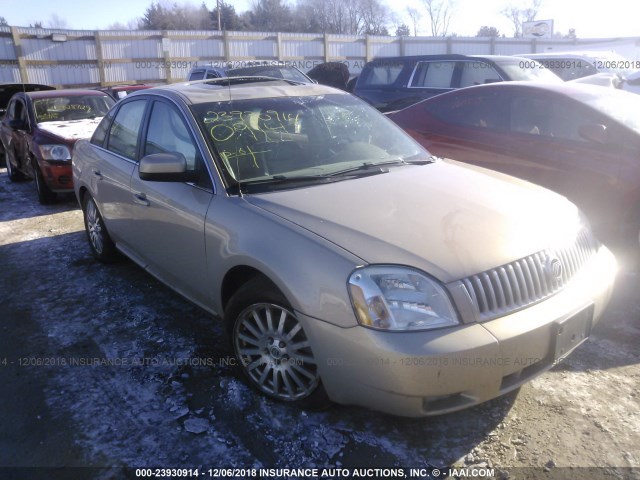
458, 62, 502, 88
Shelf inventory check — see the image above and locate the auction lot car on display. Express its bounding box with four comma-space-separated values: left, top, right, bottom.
96, 84, 154, 101
353, 54, 561, 112
187, 61, 313, 83
1, 88, 115, 203
388, 81, 640, 256
519, 51, 640, 95
73, 78, 616, 417
0, 82, 56, 159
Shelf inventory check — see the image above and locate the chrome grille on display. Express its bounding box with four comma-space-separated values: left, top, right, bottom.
462, 230, 599, 321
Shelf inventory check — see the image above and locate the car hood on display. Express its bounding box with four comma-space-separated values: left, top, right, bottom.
37, 118, 104, 142
245, 160, 583, 283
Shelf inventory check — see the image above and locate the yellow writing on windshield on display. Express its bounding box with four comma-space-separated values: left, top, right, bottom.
204, 110, 300, 144
220, 145, 271, 169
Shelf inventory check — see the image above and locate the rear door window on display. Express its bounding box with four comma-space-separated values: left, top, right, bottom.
360, 62, 404, 86
410, 61, 455, 88
424, 92, 508, 130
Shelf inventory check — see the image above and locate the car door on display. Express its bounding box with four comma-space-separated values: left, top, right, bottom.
128, 98, 215, 308
355, 59, 409, 112
504, 92, 623, 229
396, 89, 515, 170
405, 60, 457, 107
2, 97, 31, 172
89, 98, 148, 252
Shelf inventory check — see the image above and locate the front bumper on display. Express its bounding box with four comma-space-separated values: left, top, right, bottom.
300, 244, 616, 417
41, 161, 73, 192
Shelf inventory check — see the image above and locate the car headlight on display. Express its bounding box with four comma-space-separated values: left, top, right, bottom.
39, 144, 71, 161
348, 266, 459, 331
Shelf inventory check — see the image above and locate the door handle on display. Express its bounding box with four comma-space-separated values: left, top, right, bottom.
92, 169, 103, 178
133, 192, 150, 206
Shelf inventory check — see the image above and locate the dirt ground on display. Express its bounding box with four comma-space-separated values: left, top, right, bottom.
0, 167, 639, 480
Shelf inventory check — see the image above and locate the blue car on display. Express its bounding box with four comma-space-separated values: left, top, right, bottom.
354, 54, 561, 112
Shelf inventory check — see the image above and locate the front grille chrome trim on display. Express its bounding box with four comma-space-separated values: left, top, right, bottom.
459, 230, 599, 322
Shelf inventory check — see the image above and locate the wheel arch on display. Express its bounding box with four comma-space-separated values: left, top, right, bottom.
220, 266, 280, 318
77, 185, 90, 206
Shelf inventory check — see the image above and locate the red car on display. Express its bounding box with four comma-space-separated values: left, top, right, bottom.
96, 84, 153, 101
1, 88, 114, 203
389, 82, 640, 258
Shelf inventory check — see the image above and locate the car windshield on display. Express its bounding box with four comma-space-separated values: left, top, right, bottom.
33, 95, 114, 123
191, 93, 428, 189
498, 60, 563, 83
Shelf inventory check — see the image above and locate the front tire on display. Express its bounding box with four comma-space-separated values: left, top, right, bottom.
82, 194, 118, 263
5, 151, 23, 182
32, 158, 57, 204
225, 277, 330, 409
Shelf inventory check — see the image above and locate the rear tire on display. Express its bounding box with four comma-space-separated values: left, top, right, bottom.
225, 276, 330, 410
82, 194, 118, 263
32, 158, 57, 204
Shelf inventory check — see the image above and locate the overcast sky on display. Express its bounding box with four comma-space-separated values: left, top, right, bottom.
1, 0, 637, 38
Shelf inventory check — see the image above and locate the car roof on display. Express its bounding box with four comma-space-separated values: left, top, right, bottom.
519, 51, 617, 59
107, 85, 152, 91
27, 88, 113, 99
368, 54, 528, 63
138, 79, 345, 105
433, 80, 632, 102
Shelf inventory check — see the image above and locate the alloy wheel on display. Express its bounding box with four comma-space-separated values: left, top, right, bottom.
85, 198, 104, 255
233, 303, 319, 401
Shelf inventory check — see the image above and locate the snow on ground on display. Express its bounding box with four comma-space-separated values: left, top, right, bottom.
1, 169, 639, 478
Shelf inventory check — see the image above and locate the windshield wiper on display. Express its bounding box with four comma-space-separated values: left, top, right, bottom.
326, 157, 433, 177
252, 174, 334, 185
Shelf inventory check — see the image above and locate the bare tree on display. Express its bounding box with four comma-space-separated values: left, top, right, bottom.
292, 0, 390, 35
396, 24, 410, 36
140, 2, 213, 30
0, 16, 8, 26
47, 14, 69, 29
501, 0, 542, 37
477, 26, 500, 37
406, 7, 421, 36
108, 19, 143, 30
248, 0, 294, 32
358, 0, 391, 34
423, 0, 454, 37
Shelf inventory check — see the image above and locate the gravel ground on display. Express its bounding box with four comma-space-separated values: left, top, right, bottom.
1, 168, 639, 480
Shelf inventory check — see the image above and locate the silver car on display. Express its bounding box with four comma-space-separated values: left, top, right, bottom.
72, 78, 616, 417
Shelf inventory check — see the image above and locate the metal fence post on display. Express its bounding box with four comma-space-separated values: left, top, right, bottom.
94, 30, 107, 86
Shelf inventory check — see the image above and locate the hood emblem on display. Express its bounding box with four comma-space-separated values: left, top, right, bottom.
544, 254, 564, 286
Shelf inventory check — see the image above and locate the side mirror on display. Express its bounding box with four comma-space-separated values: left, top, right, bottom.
139, 152, 199, 182
578, 123, 608, 145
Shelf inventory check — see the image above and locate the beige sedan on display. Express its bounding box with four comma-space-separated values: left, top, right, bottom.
72, 79, 616, 416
